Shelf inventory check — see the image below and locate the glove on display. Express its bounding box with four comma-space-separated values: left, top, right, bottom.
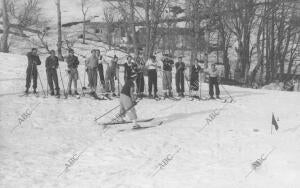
66, 69, 71, 74
85, 68, 88, 72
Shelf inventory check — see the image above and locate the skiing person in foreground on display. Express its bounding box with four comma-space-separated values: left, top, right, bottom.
65, 49, 80, 96
45, 50, 60, 97
204, 63, 220, 99
25, 48, 41, 94
124, 55, 137, 82
119, 73, 140, 128
85, 49, 98, 95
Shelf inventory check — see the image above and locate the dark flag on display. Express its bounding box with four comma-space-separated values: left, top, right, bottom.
272, 113, 279, 131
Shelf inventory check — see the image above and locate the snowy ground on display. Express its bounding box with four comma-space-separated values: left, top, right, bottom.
0, 52, 300, 188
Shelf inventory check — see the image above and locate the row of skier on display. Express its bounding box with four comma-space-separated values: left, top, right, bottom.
24, 48, 221, 99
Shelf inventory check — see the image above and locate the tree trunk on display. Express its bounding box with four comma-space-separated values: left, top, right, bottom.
144, 0, 151, 59
57, 0, 63, 60
0, 0, 9, 53
83, 14, 86, 44
129, 0, 138, 56
219, 22, 230, 79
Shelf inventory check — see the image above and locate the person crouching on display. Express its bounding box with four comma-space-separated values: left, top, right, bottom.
119, 73, 140, 128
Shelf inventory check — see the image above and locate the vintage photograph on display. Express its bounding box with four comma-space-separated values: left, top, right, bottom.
0, 0, 299, 187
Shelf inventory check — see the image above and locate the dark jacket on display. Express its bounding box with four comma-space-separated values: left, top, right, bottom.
45, 56, 59, 70
124, 62, 137, 81
175, 62, 185, 73
66, 55, 79, 69
191, 64, 202, 81
27, 52, 41, 69
163, 59, 174, 71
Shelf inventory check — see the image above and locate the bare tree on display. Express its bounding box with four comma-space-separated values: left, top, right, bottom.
56, 0, 63, 60
80, 0, 92, 44
129, 0, 137, 56
0, 0, 10, 52
103, 7, 115, 50
9, 0, 41, 34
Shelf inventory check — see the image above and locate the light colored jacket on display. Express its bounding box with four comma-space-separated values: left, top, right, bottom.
86, 56, 98, 69
146, 59, 157, 70
204, 68, 219, 78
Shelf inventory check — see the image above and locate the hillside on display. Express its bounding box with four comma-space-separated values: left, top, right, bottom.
0, 52, 300, 188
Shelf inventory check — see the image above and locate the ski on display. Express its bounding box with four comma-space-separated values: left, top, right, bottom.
99, 118, 154, 126
189, 96, 210, 101
19, 92, 40, 98
160, 95, 181, 101
87, 92, 106, 100
118, 120, 164, 132
132, 120, 164, 130
101, 94, 113, 100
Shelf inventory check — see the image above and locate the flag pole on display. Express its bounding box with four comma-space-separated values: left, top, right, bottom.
271, 112, 273, 135
271, 123, 273, 135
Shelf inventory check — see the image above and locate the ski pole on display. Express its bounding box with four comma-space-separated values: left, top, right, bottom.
46, 70, 48, 96
220, 82, 234, 102
94, 104, 120, 121
58, 65, 67, 99
110, 99, 141, 124
37, 70, 46, 98
199, 72, 202, 99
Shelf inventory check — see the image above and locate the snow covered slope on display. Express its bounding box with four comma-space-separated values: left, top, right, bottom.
0, 52, 300, 188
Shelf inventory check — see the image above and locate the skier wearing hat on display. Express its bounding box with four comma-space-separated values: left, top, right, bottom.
119, 73, 140, 128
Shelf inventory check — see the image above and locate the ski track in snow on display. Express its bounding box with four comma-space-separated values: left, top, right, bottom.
0, 52, 300, 188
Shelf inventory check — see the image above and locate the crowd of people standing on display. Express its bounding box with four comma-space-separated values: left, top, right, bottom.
24, 48, 221, 100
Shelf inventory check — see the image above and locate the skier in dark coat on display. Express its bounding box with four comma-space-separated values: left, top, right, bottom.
190, 60, 202, 97
175, 57, 185, 97
135, 53, 145, 97
25, 48, 41, 94
65, 49, 80, 95
45, 50, 60, 96
119, 73, 140, 128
